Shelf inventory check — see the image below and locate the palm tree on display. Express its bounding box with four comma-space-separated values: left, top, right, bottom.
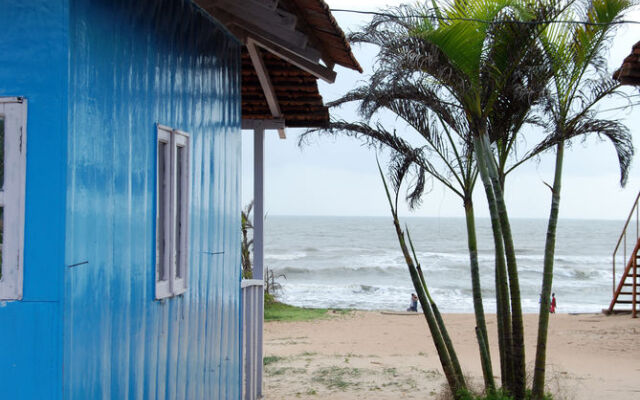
241, 201, 254, 279
410, 3, 557, 397
303, 2, 554, 395
304, 1, 634, 398
303, 6, 497, 385
529, 1, 634, 397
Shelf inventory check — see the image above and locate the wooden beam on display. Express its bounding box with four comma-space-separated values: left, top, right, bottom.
249, 34, 336, 83
211, 7, 321, 64
247, 40, 281, 118
241, 118, 285, 130
247, 0, 279, 11
213, 0, 298, 30
278, 0, 342, 78
211, 5, 307, 50
246, 40, 287, 139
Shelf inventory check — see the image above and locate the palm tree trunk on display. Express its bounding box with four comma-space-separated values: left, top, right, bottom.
411, 230, 467, 384
475, 326, 494, 395
464, 197, 495, 391
395, 218, 464, 397
379, 168, 465, 397
428, 279, 467, 386
531, 141, 564, 399
414, 261, 466, 388
481, 135, 527, 400
474, 135, 513, 392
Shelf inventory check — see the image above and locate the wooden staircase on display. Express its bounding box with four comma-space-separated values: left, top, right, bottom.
607, 191, 640, 317
607, 238, 640, 317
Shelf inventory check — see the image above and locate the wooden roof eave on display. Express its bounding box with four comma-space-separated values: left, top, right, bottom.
614, 41, 640, 87
197, 0, 337, 83
196, 0, 360, 129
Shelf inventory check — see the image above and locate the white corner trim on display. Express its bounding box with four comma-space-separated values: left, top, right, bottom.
0, 99, 27, 301
241, 279, 265, 288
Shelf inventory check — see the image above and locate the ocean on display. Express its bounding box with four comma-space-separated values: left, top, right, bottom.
264, 216, 629, 313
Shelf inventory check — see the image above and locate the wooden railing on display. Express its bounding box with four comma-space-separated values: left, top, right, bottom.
612, 191, 640, 297
242, 279, 264, 400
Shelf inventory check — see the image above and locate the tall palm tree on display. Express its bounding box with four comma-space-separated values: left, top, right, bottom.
301, 5, 498, 387
305, 1, 634, 398
303, 2, 554, 395
411, 3, 556, 397
529, 1, 634, 397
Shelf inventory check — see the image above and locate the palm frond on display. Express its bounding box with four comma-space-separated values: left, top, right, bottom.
528, 116, 633, 185
301, 120, 466, 199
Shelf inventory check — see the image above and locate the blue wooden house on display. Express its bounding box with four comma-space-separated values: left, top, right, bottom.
0, 0, 360, 398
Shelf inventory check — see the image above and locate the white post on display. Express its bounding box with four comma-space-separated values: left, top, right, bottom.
253, 127, 265, 281
253, 126, 265, 398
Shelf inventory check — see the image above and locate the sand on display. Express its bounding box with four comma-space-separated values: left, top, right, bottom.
263, 311, 640, 399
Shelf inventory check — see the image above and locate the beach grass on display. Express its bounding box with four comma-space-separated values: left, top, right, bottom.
311, 366, 362, 390
263, 355, 285, 366
264, 292, 356, 322
264, 300, 329, 322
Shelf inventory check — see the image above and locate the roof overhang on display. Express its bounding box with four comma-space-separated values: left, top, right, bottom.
614, 41, 640, 86
195, 0, 361, 131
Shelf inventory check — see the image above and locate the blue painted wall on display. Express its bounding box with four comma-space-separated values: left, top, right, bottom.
64, 0, 242, 398
0, 1, 68, 398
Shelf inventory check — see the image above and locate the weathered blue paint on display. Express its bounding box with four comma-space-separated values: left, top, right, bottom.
65, 0, 242, 398
0, 0, 242, 399
0, 1, 68, 398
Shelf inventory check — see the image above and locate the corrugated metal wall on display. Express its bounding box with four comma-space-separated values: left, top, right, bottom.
65, 0, 242, 398
0, 1, 68, 398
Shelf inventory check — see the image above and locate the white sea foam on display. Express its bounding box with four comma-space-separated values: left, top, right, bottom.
264, 216, 625, 313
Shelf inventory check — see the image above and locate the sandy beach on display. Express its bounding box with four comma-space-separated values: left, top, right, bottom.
264, 311, 640, 399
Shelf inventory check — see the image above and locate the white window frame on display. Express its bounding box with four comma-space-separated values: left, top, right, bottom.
156, 124, 189, 299
0, 97, 27, 301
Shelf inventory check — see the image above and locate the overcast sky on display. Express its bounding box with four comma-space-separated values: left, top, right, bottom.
242, 1, 640, 220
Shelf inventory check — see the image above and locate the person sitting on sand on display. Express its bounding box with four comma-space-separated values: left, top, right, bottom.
407, 293, 418, 312
550, 293, 557, 313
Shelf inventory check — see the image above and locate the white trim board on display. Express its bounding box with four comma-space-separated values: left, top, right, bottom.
0, 98, 27, 301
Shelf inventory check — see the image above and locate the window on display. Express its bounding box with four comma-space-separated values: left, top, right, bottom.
156, 125, 189, 299
0, 98, 26, 301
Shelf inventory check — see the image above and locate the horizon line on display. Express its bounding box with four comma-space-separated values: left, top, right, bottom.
263, 214, 626, 222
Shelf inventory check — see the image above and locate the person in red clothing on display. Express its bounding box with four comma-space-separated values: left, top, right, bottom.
550, 293, 557, 313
